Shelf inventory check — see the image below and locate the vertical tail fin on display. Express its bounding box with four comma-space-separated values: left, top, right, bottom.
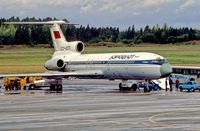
49, 22, 68, 51
4, 21, 78, 51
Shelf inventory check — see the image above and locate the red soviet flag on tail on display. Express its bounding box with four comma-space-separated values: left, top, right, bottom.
53, 31, 61, 39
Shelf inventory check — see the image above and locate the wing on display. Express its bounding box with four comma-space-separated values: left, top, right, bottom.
0, 70, 104, 79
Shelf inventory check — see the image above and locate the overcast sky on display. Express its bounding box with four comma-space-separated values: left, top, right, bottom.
0, 0, 200, 29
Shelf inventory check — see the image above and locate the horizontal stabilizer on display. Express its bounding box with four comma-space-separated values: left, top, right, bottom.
4, 21, 78, 25
4, 20, 79, 52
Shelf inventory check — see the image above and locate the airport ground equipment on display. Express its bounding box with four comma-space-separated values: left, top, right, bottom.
119, 80, 159, 92
178, 81, 200, 92
3, 77, 63, 91
152, 78, 168, 90
23, 77, 63, 91
138, 82, 161, 92
3, 77, 20, 90
119, 80, 138, 91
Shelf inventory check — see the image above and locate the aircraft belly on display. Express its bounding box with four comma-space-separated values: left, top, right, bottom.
104, 64, 161, 80
67, 64, 161, 80
67, 64, 107, 72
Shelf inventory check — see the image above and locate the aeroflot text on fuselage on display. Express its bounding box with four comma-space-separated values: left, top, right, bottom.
109, 55, 139, 60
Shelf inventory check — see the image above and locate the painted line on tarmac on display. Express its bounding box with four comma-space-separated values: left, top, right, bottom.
149, 112, 173, 127
149, 109, 200, 129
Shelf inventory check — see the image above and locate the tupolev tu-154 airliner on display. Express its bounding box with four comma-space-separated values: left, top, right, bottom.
0, 21, 172, 91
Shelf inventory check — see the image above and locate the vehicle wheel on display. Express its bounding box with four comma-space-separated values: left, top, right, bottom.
54, 85, 58, 91
15, 86, 19, 90
148, 87, 152, 92
11, 86, 14, 90
5, 86, 9, 91
188, 89, 190, 92
119, 83, 123, 91
57, 85, 63, 91
23, 86, 27, 90
131, 84, 138, 91
179, 87, 183, 92
191, 88, 195, 92
144, 87, 147, 93
29, 84, 35, 90
50, 84, 55, 91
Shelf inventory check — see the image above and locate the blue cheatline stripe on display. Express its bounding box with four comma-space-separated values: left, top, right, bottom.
65, 60, 166, 65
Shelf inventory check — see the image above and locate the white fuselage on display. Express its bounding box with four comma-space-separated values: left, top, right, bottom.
4, 21, 172, 81
45, 51, 172, 80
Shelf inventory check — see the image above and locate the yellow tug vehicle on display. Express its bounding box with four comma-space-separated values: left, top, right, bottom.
3, 76, 63, 91
3, 76, 43, 90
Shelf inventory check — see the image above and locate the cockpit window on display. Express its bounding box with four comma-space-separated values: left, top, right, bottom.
152, 58, 167, 65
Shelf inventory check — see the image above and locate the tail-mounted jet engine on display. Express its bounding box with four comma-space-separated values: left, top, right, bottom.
68, 41, 85, 53
45, 59, 66, 71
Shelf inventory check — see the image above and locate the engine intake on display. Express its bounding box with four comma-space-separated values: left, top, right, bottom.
77, 42, 84, 52
57, 59, 65, 68
68, 41, 85, 53
45, 59, 66, 71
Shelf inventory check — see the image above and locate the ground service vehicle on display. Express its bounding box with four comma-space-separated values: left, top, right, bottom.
119, 80, 160, 92
119, 80, 138, 91
3, 77, 20, 90
23, 78, 62, 91
138, 82, 161, 92
178, 81, 200, 92
3, 77, 62, 91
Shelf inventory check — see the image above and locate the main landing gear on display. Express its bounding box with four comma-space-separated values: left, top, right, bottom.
49, 79, 63, 91
50, 84, 63, 91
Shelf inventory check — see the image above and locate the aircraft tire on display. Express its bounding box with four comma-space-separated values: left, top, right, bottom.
56, 85, 63, 91
119, 83, 123, 91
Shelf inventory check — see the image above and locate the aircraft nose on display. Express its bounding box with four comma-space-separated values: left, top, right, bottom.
160, 63, 172, 78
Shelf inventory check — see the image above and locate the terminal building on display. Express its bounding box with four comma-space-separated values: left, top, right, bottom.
172, 66, 200, 78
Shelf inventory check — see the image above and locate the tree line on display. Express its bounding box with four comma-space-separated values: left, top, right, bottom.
0, 17, 200, 46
